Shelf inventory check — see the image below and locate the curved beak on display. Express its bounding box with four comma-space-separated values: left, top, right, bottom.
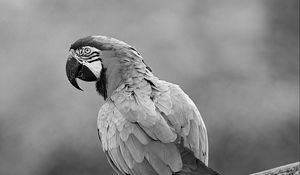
66, 55, 83, 91
66, 54, 99, 91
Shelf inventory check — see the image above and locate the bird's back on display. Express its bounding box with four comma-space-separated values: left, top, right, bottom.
97, 77, 215, 174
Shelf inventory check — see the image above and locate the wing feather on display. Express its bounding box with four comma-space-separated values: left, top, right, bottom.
167, 83, 209, 164
146, 151, 172, 175
98, 78, 209, 174
187, 119, 200, 157
124, 134, 145, 162
133, 159, 158, 175
108, 147, 131, 174
119, 140, 135, 169
147, 142, 182, 172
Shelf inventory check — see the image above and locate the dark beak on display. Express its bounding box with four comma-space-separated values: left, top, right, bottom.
66, 56, 98, 91
66, 56, 83, 91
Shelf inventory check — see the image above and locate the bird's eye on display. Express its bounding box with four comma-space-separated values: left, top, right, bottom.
84, 48, 91, 54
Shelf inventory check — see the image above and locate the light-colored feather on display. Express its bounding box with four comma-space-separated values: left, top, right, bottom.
166, 82, 208, 164
133, 159, 158, 175
119, 140, 135, 169
108, 147, 131, 174
98, 70, 209, 174
147, 141, 182, 172
146, 151, 172, 175
187, 120, 200, 158
124, 134, 145, 162
132, 124, 150, 144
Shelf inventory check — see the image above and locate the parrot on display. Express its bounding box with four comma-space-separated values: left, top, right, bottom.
65, 36, 220, 175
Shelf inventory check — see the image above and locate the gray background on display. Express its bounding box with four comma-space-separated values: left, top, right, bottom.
0, 0, 299, 175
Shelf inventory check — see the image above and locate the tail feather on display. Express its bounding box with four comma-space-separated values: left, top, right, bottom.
175, 159, 220, 175
176, 141, 221, 175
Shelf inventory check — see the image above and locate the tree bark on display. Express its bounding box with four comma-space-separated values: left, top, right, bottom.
250, 162, 299, 175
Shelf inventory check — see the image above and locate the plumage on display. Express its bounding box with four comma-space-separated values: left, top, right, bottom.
98, 78, 210, 174
66, 35, 220, 175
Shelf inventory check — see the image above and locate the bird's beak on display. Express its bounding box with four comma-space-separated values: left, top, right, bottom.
66, 55, 97, 91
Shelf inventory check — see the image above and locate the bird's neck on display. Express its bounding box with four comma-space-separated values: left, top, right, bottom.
96, 55, 152, 100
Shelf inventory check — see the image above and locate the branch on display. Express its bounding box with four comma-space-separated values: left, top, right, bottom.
250, 162, 300, 175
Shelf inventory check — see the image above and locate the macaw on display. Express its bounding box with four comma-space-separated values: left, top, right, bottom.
66, 36, 219, 175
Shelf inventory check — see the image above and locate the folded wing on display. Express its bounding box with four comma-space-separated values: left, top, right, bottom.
97, 79, 208, 175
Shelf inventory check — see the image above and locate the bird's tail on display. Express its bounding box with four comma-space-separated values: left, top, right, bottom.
175, 142, 221, 175
175, 160, 221, 175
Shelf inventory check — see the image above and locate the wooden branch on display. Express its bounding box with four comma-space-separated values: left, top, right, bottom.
250, 162, 300, 175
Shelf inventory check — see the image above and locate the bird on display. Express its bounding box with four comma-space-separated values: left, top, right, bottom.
66, 35, 220, 175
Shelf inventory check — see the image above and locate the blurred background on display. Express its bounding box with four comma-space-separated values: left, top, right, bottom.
0, 0, 299, 174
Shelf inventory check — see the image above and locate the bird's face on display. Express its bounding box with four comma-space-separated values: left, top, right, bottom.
66, 45, 102, 91
66, 36, 138, 97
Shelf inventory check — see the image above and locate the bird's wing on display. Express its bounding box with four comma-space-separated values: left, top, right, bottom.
97, 79, 208, 175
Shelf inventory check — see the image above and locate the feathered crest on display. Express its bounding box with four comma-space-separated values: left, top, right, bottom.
70, 36, 132, 51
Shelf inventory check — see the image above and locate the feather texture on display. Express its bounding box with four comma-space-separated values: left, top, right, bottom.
97, 77, 209, 174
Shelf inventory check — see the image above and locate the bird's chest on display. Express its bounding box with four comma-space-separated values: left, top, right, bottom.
97, 102, 128, 150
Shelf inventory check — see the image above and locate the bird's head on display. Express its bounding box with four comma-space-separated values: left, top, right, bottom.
66, 35, 150, 99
